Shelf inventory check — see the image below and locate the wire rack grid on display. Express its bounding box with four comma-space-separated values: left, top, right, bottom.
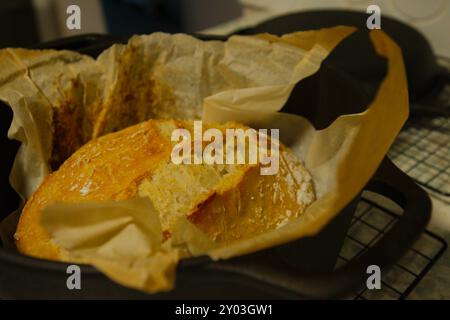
335, 196, 447, 300
388, 117, 449, 203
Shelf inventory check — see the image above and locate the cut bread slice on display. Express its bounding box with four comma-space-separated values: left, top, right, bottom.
15, 119, 315, 261
4, 48, 103, 170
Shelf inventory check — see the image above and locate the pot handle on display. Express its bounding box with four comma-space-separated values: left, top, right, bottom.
31, 34, 127, 55
207, 157, 431, 299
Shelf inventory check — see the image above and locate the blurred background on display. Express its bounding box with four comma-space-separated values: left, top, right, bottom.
0, 0, 448, 56
1, 0, 243, 47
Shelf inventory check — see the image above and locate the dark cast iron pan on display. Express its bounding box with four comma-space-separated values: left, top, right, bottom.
0, 32, 431, 299
237, 10, 450, 117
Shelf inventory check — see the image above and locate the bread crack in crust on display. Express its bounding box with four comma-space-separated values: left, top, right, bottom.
15, 119, 315, 261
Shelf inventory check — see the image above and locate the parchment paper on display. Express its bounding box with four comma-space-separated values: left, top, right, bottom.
0, 48, 101, 198
0, 27, 408, 293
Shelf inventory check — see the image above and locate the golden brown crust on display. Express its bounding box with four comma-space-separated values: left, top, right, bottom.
190, 152, 314, 244
16, 119, 172, 259
16, 119, 315, 261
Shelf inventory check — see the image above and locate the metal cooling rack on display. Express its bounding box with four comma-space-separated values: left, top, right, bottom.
336, 197, 447, 300
388, 117, 450, 203
387, 55, 450, 202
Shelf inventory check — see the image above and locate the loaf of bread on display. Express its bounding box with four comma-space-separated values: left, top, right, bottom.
15, 119, 315, 261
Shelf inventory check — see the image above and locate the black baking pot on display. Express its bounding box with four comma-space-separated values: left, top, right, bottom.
236, 10, 450, 117
0, 33, 431, 299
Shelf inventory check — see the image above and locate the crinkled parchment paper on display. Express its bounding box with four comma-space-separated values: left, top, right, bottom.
0, 27, 408, 293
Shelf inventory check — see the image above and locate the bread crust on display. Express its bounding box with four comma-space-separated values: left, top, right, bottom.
15, 119, 315, 261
